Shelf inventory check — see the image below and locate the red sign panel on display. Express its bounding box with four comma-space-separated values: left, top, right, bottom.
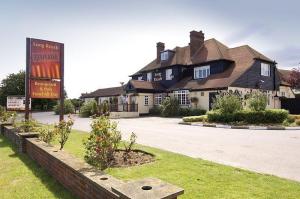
30, 80, 60, 99
30, 39, 61, 79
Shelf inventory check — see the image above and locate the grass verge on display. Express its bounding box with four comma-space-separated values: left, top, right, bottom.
0, 135, 75, 199
60, 130, 300, 199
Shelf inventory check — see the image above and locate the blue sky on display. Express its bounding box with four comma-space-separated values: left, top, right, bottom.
0, 0, 299, 98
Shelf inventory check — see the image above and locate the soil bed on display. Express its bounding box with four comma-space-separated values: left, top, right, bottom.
111, 149, 155, 167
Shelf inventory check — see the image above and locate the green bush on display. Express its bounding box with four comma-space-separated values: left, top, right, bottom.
179, 108, 206, 116
248, 92, 267, 111
79, 100, 97, 118
14, 119, 40, 132
295, 119, 300, 126
212, 93, 242, 114
53, 99, 75, 115
84, 116, 121, 170
161, 97, 180, 117
37, 126, 56, 144
182, 115, 207, 122
149, 106, 162, 116
207, 109, 288, 124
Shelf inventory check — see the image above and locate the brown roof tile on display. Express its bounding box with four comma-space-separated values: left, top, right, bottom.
81, 86, 124, 98
129, 80, 165, 91
131, 39, 273, 77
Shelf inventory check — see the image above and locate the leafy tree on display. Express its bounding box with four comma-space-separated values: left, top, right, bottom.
0, 70, 25, 106
212, 92, 242, 114
247, 92, 267, 111
161, 97, 180, 117
287, 67, 300, 89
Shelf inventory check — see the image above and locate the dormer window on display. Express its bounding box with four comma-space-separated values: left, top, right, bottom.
194, 65, 210, 79
261, 63, 271, 76
147, 72, 152, 82
161, 51, 169, 61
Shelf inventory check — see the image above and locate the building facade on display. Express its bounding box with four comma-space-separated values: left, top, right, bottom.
81, 30, 294, 115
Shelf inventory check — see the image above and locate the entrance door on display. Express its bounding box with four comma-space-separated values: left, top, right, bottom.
209, 92, 218, 110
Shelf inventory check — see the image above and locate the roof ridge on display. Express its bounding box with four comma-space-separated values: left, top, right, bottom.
212, 38, 225, 59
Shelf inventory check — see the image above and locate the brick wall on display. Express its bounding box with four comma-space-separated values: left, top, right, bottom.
1, 125, 184, 199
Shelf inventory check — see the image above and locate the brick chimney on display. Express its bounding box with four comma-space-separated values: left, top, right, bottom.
156, 42, 165, 63
189, 30, 204, 57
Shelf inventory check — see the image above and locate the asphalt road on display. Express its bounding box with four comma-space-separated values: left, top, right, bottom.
32, 112, 300, 182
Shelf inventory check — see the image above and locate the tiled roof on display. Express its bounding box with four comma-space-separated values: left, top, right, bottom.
128, 80, 165, 91
168, 45, 271, 91
131, 39, 273, 76
81, 86, 124, 98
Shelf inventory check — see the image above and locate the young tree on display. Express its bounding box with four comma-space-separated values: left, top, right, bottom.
287, 67, 300, 89
0, 70, 25, 106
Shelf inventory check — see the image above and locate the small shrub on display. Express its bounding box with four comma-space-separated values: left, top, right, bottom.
53, 99, 75, 115
286, 115, 296, 123
54, 116, 74, 150
149, 106, 162, 116
15, 119, 39, 132
212, 93, 242, 114
99, 101, 110, 116
37, 126, 56, 144
0, 111, 17, 123
182, 115, 207, 122
84, 116, 121, 170
124, 132, 137, 153
80, 100, 98, 118
161, 97, 180, 117
296, 119, 300, 126
248, 92, 267, 111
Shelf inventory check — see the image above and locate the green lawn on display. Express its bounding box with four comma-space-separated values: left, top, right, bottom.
0, 135, 76, 199
60, 130, 300, 199
2, 130, 300, 199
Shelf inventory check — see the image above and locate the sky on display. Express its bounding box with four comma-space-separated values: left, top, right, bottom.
0, 0, 299, 98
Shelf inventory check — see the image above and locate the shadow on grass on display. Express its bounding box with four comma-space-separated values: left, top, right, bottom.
0, 135, 77, 199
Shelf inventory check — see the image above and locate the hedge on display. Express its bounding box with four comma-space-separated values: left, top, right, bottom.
207, 109, 288, 124
179, 108, 206, 117
182, 115, 207, 122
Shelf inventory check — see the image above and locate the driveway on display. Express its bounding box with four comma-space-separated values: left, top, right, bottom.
33, 112, 300, 182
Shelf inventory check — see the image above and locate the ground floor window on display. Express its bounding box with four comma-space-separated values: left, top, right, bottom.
144, 96, 149, 105
154, 94, 163, 105
174, 90, 190, 105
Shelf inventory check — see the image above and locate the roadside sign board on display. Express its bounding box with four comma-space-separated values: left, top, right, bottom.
7, 96, 31, 111
25, 38, 64, 121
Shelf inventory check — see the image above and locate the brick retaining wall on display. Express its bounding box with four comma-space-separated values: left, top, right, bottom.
1, 125, 184, 199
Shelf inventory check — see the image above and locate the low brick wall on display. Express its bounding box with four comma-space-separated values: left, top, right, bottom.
1, 125, 184, 199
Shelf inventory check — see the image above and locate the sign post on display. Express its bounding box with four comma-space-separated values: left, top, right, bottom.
25, 38, 64, 121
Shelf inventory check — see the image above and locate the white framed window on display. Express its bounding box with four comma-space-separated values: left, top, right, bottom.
166, 69, 172, 80
147, 72, 152, 82
138, 76, 143, 80
174, 90, 190, 105
261, 63, 271, 76
144, 96, 149, 106
161, 51, 169, 61
154, 94, 163, 105
194, 65, 210, 79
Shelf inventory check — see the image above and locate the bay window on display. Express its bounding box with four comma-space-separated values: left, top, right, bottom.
174, 90, 190, 105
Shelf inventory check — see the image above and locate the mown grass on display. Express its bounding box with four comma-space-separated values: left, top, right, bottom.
0, 135, 76, 199
60, 130, 300, 199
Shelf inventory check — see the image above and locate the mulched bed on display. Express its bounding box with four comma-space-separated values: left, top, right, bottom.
111, 149, 155, 167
